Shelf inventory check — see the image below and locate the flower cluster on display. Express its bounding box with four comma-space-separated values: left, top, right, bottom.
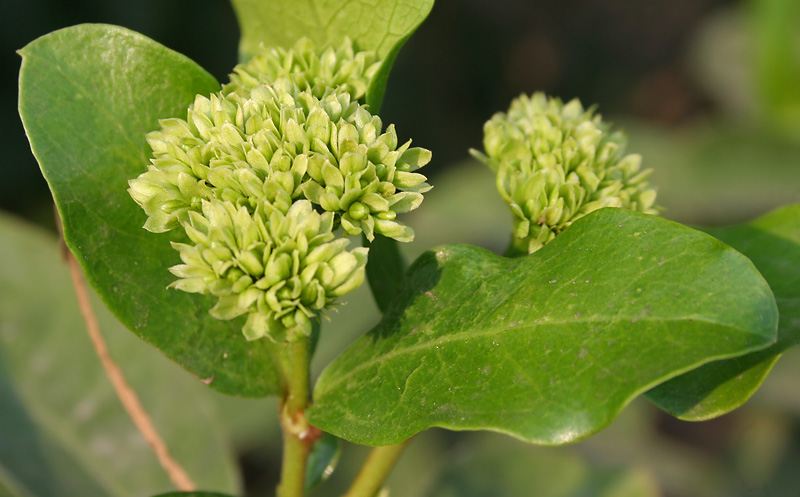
169, 199, 366, 342
129, 38, 430, 341
223, 37, 381, 102
130, 84, 430, 240
472, 93, 658, 255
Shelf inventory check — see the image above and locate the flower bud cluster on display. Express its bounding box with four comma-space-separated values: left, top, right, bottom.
130, 83, 430, 241
473, 93, 658, 255
129, 39, 430, 341
169, 199, 366, 341
224, 37, 381, 102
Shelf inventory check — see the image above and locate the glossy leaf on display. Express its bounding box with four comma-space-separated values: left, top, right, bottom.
229, 0, 434, 109
0, 213, 240, 497
308, 208, 778, 445
646, 204, 800, 419
18, 24, 281, 397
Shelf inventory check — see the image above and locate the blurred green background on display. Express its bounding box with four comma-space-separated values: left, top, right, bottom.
2, 1, 800, 496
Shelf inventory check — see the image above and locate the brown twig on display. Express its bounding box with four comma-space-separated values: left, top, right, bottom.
64, 244, 196, 491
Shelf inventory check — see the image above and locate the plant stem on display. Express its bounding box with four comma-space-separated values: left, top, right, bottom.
282, 337, 311, 419
279, 424, 312, 497
342, 440, 412, 497
276, 337, 318, 497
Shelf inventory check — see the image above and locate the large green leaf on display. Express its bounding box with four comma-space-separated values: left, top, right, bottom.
229, 0, 434, 109
0, 213, 240, 496
646, 204, 800, 419
18, 24, 281, 397
307, 208, 778, 445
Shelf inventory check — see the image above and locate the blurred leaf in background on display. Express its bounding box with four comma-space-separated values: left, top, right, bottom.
0, 213, 243, 497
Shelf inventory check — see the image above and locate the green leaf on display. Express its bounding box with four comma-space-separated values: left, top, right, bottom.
229, 0, 434, 110
646, 204, 800, 419
0, 213, 240, 497
18, 24, 281, 397
364, 234, 407, 313
304, 433, 341, 491
307, 208, 778, 445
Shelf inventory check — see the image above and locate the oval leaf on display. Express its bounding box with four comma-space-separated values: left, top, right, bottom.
0, 213, 240, 497
307, 208, 778, 445
646, 204, 800, 419
18, 24, 281, 397
229, 0, 434, 109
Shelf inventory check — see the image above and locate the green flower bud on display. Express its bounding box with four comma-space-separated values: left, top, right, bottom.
471, 93, 659, 255
224, 37, 381, 102
167, 199, 368, 342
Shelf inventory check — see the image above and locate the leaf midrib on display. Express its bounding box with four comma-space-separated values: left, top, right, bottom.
315, 315, 765, 397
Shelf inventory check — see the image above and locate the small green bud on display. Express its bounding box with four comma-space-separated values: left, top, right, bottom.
472, 92, 659, 255
348, 201, 370, 221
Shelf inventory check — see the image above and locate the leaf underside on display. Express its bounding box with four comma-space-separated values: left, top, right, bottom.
308, 208, 778, 446
18, 24, 281, 397
646, 204, 800, 419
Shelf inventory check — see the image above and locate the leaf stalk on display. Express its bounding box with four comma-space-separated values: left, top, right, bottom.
342, 439, 411, 497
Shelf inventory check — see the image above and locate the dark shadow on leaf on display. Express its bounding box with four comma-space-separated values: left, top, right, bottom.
369, 247, 445, 343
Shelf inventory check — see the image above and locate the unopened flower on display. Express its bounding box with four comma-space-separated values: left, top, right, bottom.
129, 83, 431, 242
168, 199, 367, 342
224, 37, 381, 102
472, 92, 658, 255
